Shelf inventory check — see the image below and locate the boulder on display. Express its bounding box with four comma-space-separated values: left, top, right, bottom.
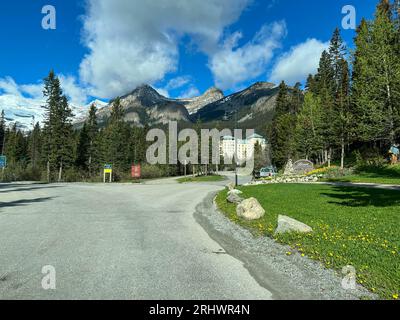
236, 198, 265, 220
228, 189, 243, 196
275, 215, 313, 235
227, 182, 235, 191
227, 193, 243, 204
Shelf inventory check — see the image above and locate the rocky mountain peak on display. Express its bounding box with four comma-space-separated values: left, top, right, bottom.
126, 84, 162, 101
181, 87, 224, 114
204, 87, 224, 96
248, 82, 276, 90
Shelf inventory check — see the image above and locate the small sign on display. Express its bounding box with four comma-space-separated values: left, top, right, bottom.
293, 160, 314, 174
103, 164, 113, 183
131, 164, 141, 178
0, 156, 6, 169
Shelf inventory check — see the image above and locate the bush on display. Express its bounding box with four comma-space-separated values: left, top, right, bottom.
353, 148, 387, 169
141, 164, 167, 179
0, 163, 42, 182
63, 168, 85, 182
307, 166, 353, 179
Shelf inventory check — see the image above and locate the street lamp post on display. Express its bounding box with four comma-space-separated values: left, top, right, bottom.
234, 110, 238, 187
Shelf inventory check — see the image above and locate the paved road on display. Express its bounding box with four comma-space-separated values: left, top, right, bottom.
0, 180, 273, 300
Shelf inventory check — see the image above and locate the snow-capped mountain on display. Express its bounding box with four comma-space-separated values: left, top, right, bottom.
72, 99, 109, 124
0, 99, 108, 131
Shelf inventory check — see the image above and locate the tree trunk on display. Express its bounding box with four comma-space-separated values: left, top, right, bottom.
328, 148, 332, 168
58, 161, 63, 183
47, 161, 50, 183
88, 155, 92, 177
383, 56, 395, 144
341, 138, 345, 170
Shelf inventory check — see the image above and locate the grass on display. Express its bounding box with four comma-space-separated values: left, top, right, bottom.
177, 175, 226, 183
215, 184, 400, 300
322, 164, 400, 185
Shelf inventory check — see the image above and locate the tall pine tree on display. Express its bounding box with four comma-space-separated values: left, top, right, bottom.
42, 70, 74, 182
0, 110, 5, 155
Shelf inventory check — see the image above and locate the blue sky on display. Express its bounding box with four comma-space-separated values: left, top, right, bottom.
0, 0, 377, 109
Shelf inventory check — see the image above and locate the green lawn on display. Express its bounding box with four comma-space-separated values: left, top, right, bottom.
216, 184, 400, 300
177, 175, 226, 183
322, 164, 400, 185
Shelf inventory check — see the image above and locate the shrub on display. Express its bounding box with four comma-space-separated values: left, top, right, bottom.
0, 163, 42, 182
353, 148, 387, 169
141, 164, 166, 179
307, 166, 353, 179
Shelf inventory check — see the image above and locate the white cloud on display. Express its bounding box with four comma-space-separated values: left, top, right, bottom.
59, 75, 88, 106
208, 21, 286, 90
178, 86, 200, 99
165, 76, 192, 91
269, 38, 328, 85
0, 75, 90, 129
154, 87, 170, 98
79, 0, 251, 98
0, 77, 45, 127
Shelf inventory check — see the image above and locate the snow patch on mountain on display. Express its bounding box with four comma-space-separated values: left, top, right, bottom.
0, 98, 108, 131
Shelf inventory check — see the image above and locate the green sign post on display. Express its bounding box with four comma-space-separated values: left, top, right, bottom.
0, 156, 6, 169
0, 156, 6, 181
103, 164, 113, 183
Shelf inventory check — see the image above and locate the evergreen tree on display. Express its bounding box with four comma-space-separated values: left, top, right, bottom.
76, 122, 90, 171
28, 122, 42, 169
329, 28, 347, 93
86, 104, 99, 177
42, 70, 74, 182
352, 1, 400, 144
305, 74, 317, 93
101, 97, 130, 177
295, 92, 323, 161
5, 124, 27, 164
333, 58, 352, 168
327, 28, 354, 168
253, 141, 267, 170
291, 82, 304, 114
269, 81, 298, 168
314, 50, 335, 165
271, 114, 296, 167
274, 81, 291, 117
0, 110, 5, 155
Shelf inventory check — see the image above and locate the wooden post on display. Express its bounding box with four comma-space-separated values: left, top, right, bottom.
47, 161, 50, 183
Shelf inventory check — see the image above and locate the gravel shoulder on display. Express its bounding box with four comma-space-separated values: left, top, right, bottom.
194, 191, 376, 300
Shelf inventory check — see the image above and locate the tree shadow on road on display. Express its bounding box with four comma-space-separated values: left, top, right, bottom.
320, 185, 400, 208
0, 184, 63, 194
0, 197, 55, 210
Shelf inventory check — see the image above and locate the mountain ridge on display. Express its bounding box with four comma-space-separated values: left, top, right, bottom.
86, 81, 279, 130
2, 81, 280, 131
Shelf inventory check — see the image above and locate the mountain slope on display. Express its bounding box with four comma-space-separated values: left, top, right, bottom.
88, 82, 279, 130
191, 82, 278, 129
3, 81, 280, 131
178, 87, 224, 114
95, 85, 192, 127
1, 99, 108, 131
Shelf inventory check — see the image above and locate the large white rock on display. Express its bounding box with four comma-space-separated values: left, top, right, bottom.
227, 193, 243, 204
236, 198, 265, 220
275, 215, 313, 235
227, 182, 235, 191
228, 189, 243, 196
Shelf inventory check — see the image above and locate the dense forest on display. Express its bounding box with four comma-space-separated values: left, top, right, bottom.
269, 0, 400, 169
1, 0, 399, 182
0, 71, 174, 182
